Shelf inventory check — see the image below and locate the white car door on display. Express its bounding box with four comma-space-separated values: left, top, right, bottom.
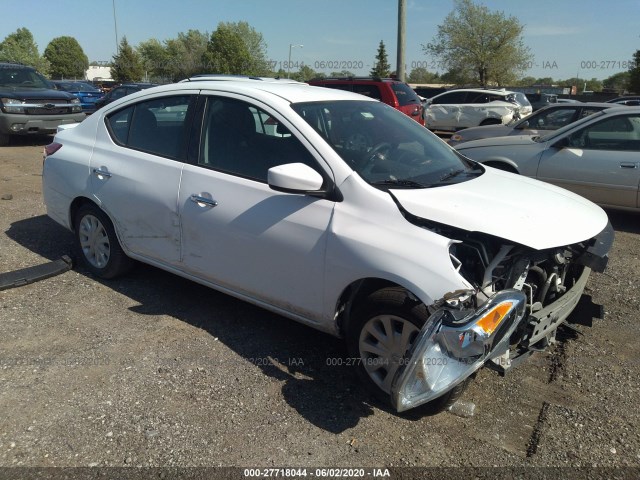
91, 94, 196, 264
537, 112, 640, 209
425, 91, 470, 130
178, 95, 335, 320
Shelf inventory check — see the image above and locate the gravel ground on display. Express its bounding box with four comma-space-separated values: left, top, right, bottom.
0, 138, 639, 479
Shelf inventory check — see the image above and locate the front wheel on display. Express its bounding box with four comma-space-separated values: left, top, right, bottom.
74, 203, 133, 279
347, 287, 468, 412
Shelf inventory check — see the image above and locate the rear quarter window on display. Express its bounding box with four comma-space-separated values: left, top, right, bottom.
390, 83, 421, 106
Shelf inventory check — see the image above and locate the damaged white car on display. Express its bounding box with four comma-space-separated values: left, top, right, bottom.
424, 88, 532, 132
42, 78, 612, 413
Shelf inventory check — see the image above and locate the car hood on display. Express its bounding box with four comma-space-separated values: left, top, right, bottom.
390, 168, 608, 250
455, 134, 541, 150
0, 87, 75, 100
449, 125, 512, 144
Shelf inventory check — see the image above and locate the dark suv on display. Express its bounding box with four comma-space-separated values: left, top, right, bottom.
94, 83, 158, 109
308, 77, 424, 125
0, 62, 85, 146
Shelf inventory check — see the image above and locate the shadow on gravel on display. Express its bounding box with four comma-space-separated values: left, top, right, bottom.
606, 209, 640, 235
5, 134, 53, 147
6, 214, 437, 432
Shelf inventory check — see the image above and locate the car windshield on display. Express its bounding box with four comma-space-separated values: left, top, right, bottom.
292, 100, 481, 188
0, 68, 51, 89
536, 110, 608, 142
57, 82, 100, 92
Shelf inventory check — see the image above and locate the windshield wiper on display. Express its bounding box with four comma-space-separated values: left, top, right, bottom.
438, 169, 465, 182
371, 178, 428, 188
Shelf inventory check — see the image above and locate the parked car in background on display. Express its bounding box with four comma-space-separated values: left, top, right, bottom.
52, 81, 105, 114
606, 96, 640, 106
423, 88, 532, 131
555, 98, 582, 104
308, 77, 424, 125
94, 83, 157, 109
455, 106, 640, 211
42, 78, 612, 413
0, 62, 85, 146
526, 93, 558, 111
448, 102, 612, 147
412, 86, 448, 100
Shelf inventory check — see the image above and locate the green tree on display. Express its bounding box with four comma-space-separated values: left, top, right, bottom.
202, 21, 269, 75
329, 70, 355, 78
407, 67, 439, 84
111, 37, 144, 82
533, 77, 555, 85
629, 50, 640, 94
424, 0, 532, 86
439, 69, 471, 85
44, 36, 88, 79
370, 40, 390, 78
515, 76, 537, 86
137, 38, 171, 81
0, 28, 50, 74
165, 30, 209, 80
290, 65, 320, 82
602, 72, 630, 93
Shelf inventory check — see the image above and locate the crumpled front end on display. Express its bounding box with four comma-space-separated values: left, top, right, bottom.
390, 220, 614, 412
391, 289, 527, 412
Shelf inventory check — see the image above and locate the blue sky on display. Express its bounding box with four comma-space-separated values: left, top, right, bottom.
4, 0, 639, 81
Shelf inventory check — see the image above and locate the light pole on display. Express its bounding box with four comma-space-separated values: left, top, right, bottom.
287, 44, 303, 78
112, 0, 119, 53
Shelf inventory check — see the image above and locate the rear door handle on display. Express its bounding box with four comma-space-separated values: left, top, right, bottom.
190, 194, 218, 207
620, 162, 637, 169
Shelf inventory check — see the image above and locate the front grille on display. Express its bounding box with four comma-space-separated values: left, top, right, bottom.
24, 99, 72, 115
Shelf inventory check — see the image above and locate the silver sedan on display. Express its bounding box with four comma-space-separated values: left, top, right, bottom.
455, 106, 640, 211
448, 102, 613, 147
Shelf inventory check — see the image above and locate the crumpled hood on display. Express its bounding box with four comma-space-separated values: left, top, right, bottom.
391, 167, 608, 250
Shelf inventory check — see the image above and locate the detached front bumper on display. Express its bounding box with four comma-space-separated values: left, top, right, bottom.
391, 289, 527, 412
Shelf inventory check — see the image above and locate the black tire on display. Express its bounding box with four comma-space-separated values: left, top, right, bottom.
0, 133, 10, 147
346, 287, 468, 413
73, 203, 133, 279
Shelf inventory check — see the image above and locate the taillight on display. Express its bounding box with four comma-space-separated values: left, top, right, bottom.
44, 142, 62, 157
43, 142, 62, 163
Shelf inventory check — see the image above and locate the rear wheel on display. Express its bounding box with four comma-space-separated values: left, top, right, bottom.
74, 203, 133, 279
347, 287, 467, 412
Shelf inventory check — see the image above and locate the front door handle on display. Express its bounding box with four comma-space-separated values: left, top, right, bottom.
190, 194, 218, 208
92, 168, 112, 178
620, 162, 637, 169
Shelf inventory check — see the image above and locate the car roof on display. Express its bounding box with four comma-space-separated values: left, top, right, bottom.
430, 88, 517, 98
538, 102, 618, 109
309, 77, 407, 84
127, 80, 379, 104
181, 74, 303, 85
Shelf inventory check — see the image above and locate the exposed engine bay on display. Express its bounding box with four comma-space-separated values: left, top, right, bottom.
408, 211, 613, 373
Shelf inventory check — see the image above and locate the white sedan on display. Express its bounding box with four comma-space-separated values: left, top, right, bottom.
42, 77, 612, 413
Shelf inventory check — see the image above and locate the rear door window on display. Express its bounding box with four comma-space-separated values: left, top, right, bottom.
105, 95, 195, 160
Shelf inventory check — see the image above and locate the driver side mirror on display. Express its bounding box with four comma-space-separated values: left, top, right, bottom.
515, 120, 529, 130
